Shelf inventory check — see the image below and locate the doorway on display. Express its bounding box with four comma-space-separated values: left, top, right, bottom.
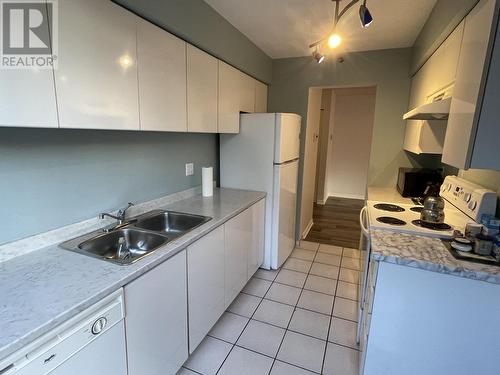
300, 86, 376, 248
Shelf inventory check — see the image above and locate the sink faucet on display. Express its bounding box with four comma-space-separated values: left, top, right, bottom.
99, 202, 134, 228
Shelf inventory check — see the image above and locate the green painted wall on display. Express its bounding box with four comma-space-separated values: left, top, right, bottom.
114, 0, 272, 82
0, 129, 218, 244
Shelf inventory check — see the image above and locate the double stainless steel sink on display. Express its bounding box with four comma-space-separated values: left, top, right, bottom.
60, 210, 211, 265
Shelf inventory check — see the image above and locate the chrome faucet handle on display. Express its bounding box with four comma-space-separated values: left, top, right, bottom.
118, 202, 134, 221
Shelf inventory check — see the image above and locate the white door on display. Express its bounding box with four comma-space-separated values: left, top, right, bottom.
187, 45, 218, 133
0, 1, 58, 128
272, 161, 299, 269
187, 226, 225, 353
137, 18, 187, 132
54, 0, 139, 130
300, 89, 321, 238
224, 208, 252, 307
248, 199, 266, 278
125, 250, 188, 375
274, 114, 301, 163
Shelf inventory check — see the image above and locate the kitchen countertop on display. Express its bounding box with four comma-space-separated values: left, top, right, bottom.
367, 186, 412, 204
370, 229, 500, 284
0, 188, 266, 362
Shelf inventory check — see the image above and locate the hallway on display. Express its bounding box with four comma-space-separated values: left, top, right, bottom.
305, 197, 364, 249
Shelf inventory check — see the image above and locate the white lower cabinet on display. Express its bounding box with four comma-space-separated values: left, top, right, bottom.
187, 226, 226, 353
224, 207, 253, 307
125, 250, 188, 375
248, 199, 265, 278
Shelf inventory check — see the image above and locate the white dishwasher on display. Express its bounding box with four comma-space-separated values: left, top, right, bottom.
0, 289, 127, 375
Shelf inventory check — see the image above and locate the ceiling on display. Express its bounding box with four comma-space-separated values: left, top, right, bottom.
204, 0, 438, 58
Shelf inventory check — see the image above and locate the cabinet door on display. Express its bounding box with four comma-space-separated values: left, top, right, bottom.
225, 208, 252, 307
54, 0, 139, 130
187, 46, 218, 133
248, 200, 265, 278
0, 3, 58, 128
187, 226, 225, 353
240, 72, 255, 113
125, 250, 188, 375
443, 0, 497, 168
218, 61, 242, 133
137, 19, 187, 132
255, 80, 268, 113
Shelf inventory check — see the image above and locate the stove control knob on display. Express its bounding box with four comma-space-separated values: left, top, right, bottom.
464, 193, 472, 203
468, 200, 477, 211
441, 183, 449, 192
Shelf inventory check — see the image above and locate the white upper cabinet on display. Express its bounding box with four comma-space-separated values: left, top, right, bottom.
137, 19, 187, 132
255, 80, 268, 113
240, 72, 256, 113
218, 61, 243, 133
443, 0, 500, 170
0, 4, 57, 128
218, 61, 257, 133
54, 0, 139, 130
403, 22, 464, 154
187, 45, 218, 133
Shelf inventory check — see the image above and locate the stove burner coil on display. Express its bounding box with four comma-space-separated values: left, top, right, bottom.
376, 216, 407, 226
373, 203, 405, 212
411, 220, 452, 231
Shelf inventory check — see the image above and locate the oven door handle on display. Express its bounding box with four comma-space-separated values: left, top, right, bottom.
359, 206, 369, 235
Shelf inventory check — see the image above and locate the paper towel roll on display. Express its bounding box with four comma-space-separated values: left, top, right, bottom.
202, 167, 213, 197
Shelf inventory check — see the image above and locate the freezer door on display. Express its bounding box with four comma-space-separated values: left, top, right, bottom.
271, 160, 298, 269
274, 113, 301, 164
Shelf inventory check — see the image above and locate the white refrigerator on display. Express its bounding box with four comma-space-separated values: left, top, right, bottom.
220, 113, 301, 269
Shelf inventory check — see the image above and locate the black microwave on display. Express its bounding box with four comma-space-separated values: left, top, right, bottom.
397, 168, 443, 197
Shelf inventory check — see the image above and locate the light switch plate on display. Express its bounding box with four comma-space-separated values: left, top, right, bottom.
185, 163, 194, 176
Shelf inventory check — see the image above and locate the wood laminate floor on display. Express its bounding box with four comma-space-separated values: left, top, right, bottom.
305, 197, 365, 249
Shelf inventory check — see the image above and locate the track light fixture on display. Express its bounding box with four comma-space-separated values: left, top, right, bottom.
312, 46, 325, 63
309, 0, 374, 62
359, 0, 373, 28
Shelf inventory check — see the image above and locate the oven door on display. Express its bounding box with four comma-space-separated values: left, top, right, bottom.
357, 206, 371, 344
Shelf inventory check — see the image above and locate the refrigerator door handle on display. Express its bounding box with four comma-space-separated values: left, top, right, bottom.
273, 158, 299, 166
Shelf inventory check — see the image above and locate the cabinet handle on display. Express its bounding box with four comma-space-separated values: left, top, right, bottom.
44, 354, 56, 364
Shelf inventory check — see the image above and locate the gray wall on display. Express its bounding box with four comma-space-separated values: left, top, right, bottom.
411, 0, 479, 75
269, 48, 413, 237
0, 129, 218, 244
114, 0, 273, 83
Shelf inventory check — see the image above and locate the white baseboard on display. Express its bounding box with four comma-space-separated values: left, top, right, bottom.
301, 219, 314, 239
316, 199, 326, 205
328, 192, 366, 200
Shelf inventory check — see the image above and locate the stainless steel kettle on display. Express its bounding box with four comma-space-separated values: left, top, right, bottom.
421, 193, 445, 224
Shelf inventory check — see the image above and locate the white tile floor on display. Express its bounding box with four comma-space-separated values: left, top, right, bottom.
180, 241, 361, 375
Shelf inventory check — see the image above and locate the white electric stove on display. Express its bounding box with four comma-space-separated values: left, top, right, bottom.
366, 176, 497, 239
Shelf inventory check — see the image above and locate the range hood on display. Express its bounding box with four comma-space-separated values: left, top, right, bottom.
403, 97, 452, 121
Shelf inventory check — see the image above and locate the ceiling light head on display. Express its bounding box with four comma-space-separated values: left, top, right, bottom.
327, 33, 342, 49
312, 50, 325, 64
359, 1, 373, 28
